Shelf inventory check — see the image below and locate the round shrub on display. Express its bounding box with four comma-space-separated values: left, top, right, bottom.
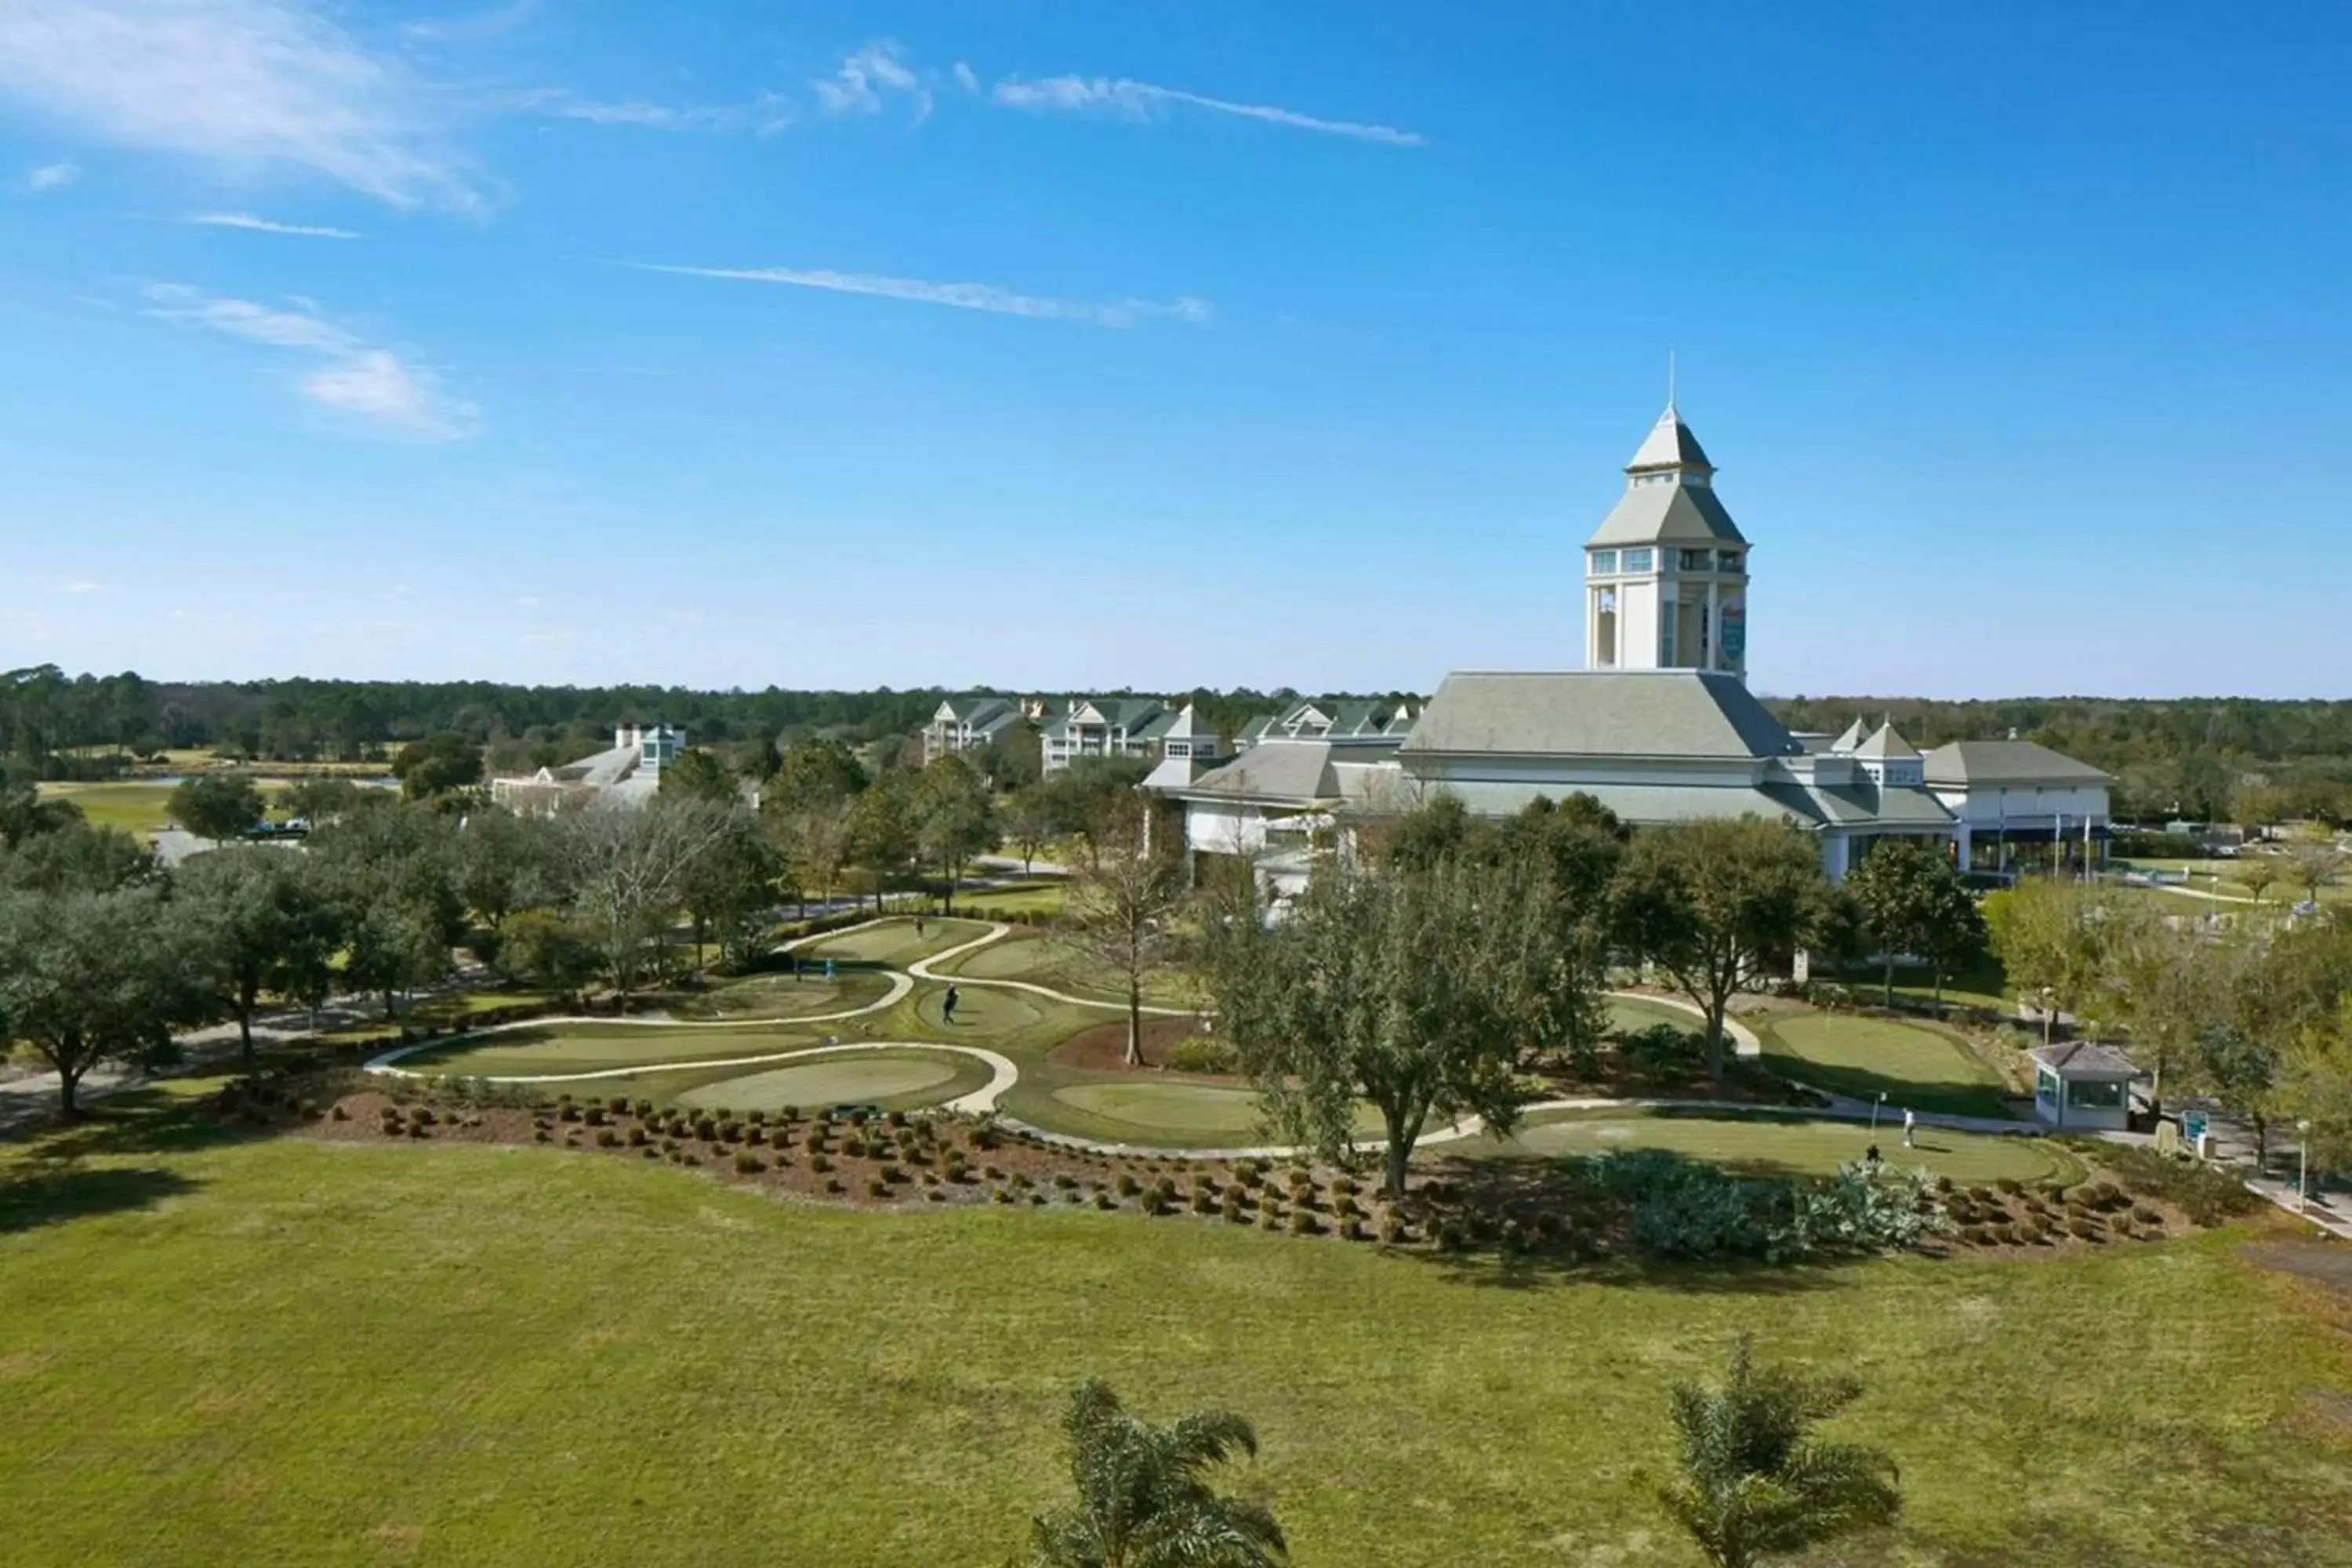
826, 1178, 846, 1195
768, 1128, 792, 1150
2131, 1203, 2163, 1227
1259, 1205, 1283, 1231
735, 1152, 765, 1174
2067, 1218, 2101, 1241
641, 1147, 659, 1160
1094, 1192, 1118, 1211
808, 1152, 832, 1174
1377, 1214, 1406, 1245
866, 1177, 891, 1199
532, 1128, 551, 1143
782, 1104, 801, 1123
692, 1118, 717, 1142
626, 1126, 648, 1147
596, 1129, 622, 1149
633, 1098, 655, 1118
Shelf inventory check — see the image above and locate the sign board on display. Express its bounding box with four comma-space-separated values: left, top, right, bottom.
2180, 1109, 2209, 1145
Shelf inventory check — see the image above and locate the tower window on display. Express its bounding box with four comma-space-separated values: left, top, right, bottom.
1718, 550, 1743, 572
1622, 548, 1653, 572
1590, 550, 1618, 575
1678, 548, 1711, 571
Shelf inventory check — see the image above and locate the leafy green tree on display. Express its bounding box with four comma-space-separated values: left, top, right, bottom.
1844, 840, 1983, 1008
1026, 1381, 1287, 1568
1001, 784, 1059, 875
1657, 1336, 1901, 1568
308, 805, 465, 1018
0, 819, 155, 894
769, 737, 869, 814
498, 909, 604, 1000
284, 776, 374, 826
0, 886, 208, 1116
1207, 857, 1526, 1198
1049, 757, 1153, 870
1613, 818, 1828, 1079
175, 847, 332, 1063
659, 746, 740, 808
1983, 877, 2105, 1044
452, 808, 553, 958
677, 804, 776, 971
391, 732, 484, 802
912, 753, 997, 911
0, 770, 84, 847
2234, 856, 2281, 906
845, 775, 916, 912
169, 772, 264, 842
1058, 804, 1187, 1065
2283, 833, 2343, 907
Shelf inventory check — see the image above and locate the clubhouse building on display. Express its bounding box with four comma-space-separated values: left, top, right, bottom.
1147, 402, 2110, 889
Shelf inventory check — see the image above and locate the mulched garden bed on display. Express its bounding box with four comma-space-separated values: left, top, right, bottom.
210, 1069, 2230, 1268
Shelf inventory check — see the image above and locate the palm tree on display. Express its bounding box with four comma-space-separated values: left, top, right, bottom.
1657, 1336, 1902, 1568
1027, 1380, 1288, 1568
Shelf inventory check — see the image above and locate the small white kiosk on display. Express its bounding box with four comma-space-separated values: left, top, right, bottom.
2027, 1041, 2141, 1132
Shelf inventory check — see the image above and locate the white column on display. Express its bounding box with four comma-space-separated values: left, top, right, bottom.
1820, 832, 1851, 883
1955, 820, 1973, 871
1707, 579, 1722, 671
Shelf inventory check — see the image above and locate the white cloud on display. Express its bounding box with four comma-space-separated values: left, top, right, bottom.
528, 89, 793, 137
51, 580, 107, 594
630, 262, 1211, 329
402, 0, 539, 45
991, 74, 1422, 146
19, 158, 79, 192
141, 282, 477, 439
813, 41, 929, 122
952, 61, 979, 95
0, 0, 479, 210
182, 211, 363, 239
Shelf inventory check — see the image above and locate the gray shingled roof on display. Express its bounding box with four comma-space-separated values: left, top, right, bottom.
1586, 481, 1747, 548
1784, 780, 1956, 828
1828, 719, 1867, 753
1626, 407, 1715, 473
2029, 1040, 2142, 1078
1922, 740, 2111, 788
1851, 722, 1921, 760
1174, 742, 1344, 804
1401, 671, 1799, 761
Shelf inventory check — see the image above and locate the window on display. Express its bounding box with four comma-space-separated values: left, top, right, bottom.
1622, 547, 1653, 572
1590, 550, 1618, 575
1679, 548, 1711, 571
1718, 550, 1743, 572
2067, 1078, 2125, 1111
1659, 609, 1676, 665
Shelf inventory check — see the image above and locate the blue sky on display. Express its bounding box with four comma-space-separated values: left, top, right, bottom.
2, 2, 2347, 699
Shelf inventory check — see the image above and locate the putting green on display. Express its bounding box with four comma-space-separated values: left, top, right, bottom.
675, 1054, 962, 1112
798, 918, 991, 968
1051, 1081, 1269, 1135
1760, 1011, 2016, 1120
670, 971, 891, 1021
1460, 1108, 2082, 1185
395, 1022, 819, 1079
936, 935, 1201, 1004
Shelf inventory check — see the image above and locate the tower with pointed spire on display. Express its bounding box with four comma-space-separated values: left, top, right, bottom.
1583, 398, 1751, 683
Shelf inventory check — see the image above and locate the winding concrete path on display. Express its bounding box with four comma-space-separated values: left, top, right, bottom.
362, 917, 2037, 1165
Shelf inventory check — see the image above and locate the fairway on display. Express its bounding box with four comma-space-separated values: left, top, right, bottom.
674, 1051, 967, 1112
1761, 1012, 2016, 1119
1051, 1080, 1271, 1136
394, 1021, 820, 1078
0, 1101, 2343, 1567
935, 933, 1200, 1005
1465, 1107, 2085, 1185
798, 916, 991, 967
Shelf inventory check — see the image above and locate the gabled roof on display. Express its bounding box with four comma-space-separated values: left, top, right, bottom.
1172, 741, 1346, 805
1160, 702, 1216, 741
1851, 722, 1920, 761
1625, 406, 1715, 474
1828, 719, 1867, 754
1922, 740, 2112, 789
1400, 670, 1799, 762
935, 695, 1016, 725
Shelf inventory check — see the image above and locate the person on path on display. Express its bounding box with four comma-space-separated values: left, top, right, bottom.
1902, 1107, 1917, 1149
824, 957, 837, 982
943, 985, 961, 1025
915, 915, 926, 938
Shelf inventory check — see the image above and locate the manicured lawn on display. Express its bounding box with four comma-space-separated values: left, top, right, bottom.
797, 916, 993, 967
1606, 995, 1704, 1034
1043, 1082, 1385, 1145
673, 1050, 982, 1112
36, 778, 299, 836
958, 879, 1069, 919
932, 933, 1204, 1006
1460, 1107, 2085, 1186
670, 970, 893, 1021
1759, 1011, 2017, 1119
1, 1100, 2345, 1566
314, 989, 552, 1047
394, 1021, 825, 1079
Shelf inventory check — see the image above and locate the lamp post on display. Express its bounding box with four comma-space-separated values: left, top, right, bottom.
1870, 1091, 1887, 1136
2298, 1119, 2313, 1214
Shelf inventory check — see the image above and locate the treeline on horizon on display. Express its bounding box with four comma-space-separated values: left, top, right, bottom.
9, 665, 2352, 823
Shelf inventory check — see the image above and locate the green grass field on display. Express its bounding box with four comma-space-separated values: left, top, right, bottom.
798, 916, 993, 968
37, 778, 301, 837
672, 1049, 982, 1112
1606, 995, 1705, 1034
931, 933, 1204, 1007
1461, 1107, 2085, 1185
670, 970, 894, 1021
1, 1094, 2343, 1566
1759, 1013, 2017, 1119
393, 1021, 827, 1079
957, 879, 1069, 919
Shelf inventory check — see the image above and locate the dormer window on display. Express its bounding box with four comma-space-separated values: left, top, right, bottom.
1589, 550, 1618, 575
1622, 547, 1653, 572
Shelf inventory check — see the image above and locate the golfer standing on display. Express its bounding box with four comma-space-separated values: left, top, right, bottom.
1902, 1107, 1917, 1149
